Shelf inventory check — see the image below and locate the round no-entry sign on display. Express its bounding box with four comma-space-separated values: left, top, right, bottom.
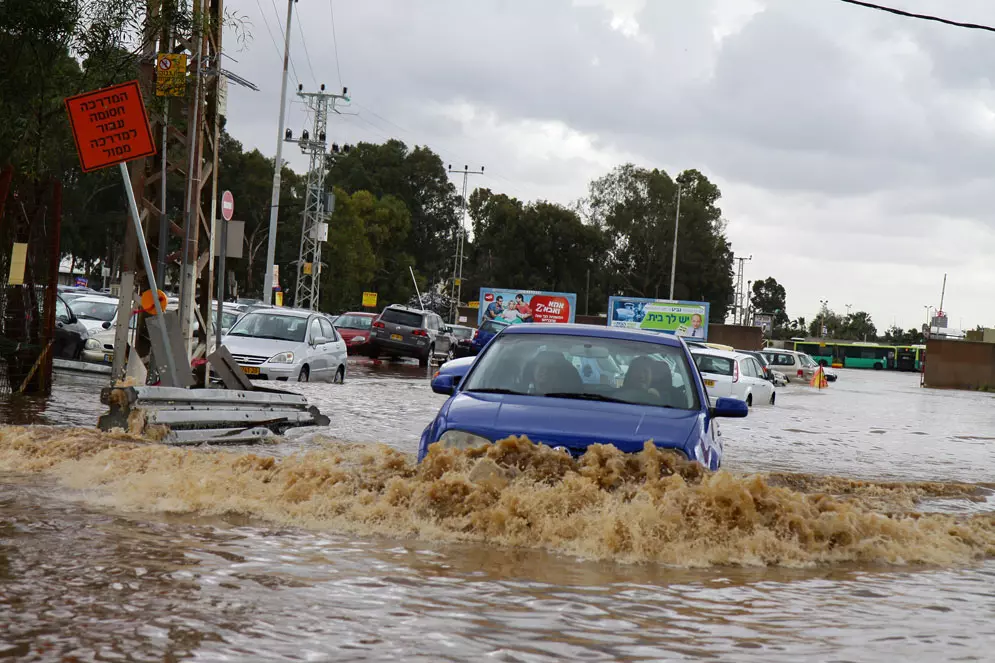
221, 190, 234, 221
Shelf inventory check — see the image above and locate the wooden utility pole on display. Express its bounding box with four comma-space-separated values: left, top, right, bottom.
110, 0, 223, 383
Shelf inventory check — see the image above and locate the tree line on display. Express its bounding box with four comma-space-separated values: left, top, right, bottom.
749, 276, 924, 345
4, 2, 741, 320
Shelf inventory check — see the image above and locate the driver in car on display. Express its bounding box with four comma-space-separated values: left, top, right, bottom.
617, 356, 661, 404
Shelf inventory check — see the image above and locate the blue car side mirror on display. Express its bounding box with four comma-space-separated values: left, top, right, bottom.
712, 397, 749, 418
431, 373, 459, 396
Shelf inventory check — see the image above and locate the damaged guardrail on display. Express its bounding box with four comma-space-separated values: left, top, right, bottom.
97, 385, 330, 445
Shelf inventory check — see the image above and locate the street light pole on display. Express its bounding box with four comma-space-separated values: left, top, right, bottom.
262, 0, 294, 304
819, 299, 829, 338
669, 181, 681, 300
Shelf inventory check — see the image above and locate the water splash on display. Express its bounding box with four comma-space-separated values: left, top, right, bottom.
1, 426, 993, 567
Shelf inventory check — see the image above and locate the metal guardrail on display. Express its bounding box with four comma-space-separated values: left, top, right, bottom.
97, 385, 330, 444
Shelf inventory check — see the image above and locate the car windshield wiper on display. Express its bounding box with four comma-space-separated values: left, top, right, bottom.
543, 392, 631, 404
465, 387, 529, 396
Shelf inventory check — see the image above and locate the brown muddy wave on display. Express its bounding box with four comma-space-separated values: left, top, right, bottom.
1, 425, 993, 567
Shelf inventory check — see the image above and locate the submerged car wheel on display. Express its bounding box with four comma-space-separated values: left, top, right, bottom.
333, 366, 345, 384
420, 345, 433, 368
298, 365, 310, 382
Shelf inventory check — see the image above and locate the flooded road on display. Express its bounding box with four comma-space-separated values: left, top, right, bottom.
2, 364, 995, 661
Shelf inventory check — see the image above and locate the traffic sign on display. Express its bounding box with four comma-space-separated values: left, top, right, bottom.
362, 292, 378, 307
221, 190, 234, 221
155, 53, 187, 97
64, 81, 156, 172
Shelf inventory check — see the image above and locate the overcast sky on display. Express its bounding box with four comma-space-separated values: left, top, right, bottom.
223, 0, 995, 330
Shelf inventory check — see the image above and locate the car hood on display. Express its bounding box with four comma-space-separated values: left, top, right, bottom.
221, 335, 305, 359
78, 319, 110, 333
442, 392, 700, 455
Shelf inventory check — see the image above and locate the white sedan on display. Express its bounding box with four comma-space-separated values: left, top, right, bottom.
691, 348, 776, 407
222, 308, 347, 383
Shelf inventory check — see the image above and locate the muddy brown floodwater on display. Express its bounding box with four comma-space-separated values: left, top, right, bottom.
2, 362, 995, 661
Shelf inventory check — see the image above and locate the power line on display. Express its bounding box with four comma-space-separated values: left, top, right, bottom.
295, 10, 318, 87
268, 0, 301, 85
833, 0, 995, 33
328, 0, 344, 89
255, 0, 283, 60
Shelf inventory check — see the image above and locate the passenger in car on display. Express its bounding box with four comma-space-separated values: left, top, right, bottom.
618, 356, 661, 403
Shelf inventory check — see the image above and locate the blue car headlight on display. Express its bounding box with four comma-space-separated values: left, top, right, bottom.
438, 430, 492, 450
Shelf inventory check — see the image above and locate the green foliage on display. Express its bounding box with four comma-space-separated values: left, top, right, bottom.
750, 277, 789, 328
317, 189, 413, 313
584, 165, 734, 321
809, 306, 878, 341
464, 190, 607, 310
326, 140, 460, 286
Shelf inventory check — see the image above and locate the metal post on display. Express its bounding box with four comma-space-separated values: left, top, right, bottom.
178, 0, 204, 352
215, 217, 228, 350
669, 181, 681, 300
410, 265, 424, 310
262, 0, 294, 304
120, 163, 175, 376
157, 105, 169, 285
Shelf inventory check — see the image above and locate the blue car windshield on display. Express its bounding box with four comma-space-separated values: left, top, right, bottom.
462, 333, 700, 410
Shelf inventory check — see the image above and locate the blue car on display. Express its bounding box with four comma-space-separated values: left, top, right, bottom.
420, 324, 748, 469
469, 318, 510, 356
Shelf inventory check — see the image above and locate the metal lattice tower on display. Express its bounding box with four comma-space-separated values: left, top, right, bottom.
291, 86, 349, 311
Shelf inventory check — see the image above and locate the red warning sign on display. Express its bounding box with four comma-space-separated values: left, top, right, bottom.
64, 80, 156, 173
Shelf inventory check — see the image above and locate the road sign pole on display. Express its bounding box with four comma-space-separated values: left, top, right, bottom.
215, 216, 228, 352
119, 162, 175, 379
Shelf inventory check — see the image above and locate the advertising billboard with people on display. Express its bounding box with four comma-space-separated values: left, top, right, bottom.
607, 297, 710, 340
478, 288, 577, 326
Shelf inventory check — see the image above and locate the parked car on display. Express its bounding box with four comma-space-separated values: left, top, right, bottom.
420, 323, 748, 468
691, 348, 776, 407
333, 312, 377, 355
68, 295, 120, 335
82, 313, 135, 364
760, 348, 819, 383
51, 295, 88, 360
470, 318, 510, 356
821, 364, 838, 382
450, 325, 476, 358
736, 349, 788, 387
222, 308, 347, 383
368, 305, 455, 367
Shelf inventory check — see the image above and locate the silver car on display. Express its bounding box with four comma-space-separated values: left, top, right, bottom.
222, 308, 347, 383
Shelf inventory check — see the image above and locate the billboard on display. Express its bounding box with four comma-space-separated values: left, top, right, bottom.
607, 297, 710, 340
478, 288, 577, 326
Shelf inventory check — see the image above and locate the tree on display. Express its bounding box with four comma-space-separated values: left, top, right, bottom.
584, 165, 735, 321
843, 311, 877, 342
325, 140, 461, 287
750, 277, 789, 328
464, 190, 608, 311
317, 188, 413, 313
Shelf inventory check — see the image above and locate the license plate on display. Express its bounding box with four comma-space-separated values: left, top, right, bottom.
241, 366, 260, 375
705, 379, 716, 387
390, 334, 403, 341
103, 353, 113, 363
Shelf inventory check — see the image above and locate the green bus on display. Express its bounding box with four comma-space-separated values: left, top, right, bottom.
895, 345, 925, 372
793, 341, 898, 370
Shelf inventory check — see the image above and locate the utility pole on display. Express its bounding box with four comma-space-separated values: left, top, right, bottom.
669, 181, 682, 300
289, 84, 350, 311
447, 164, 484, 323
262, 0, 295, 305
732, 255, 752, 325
